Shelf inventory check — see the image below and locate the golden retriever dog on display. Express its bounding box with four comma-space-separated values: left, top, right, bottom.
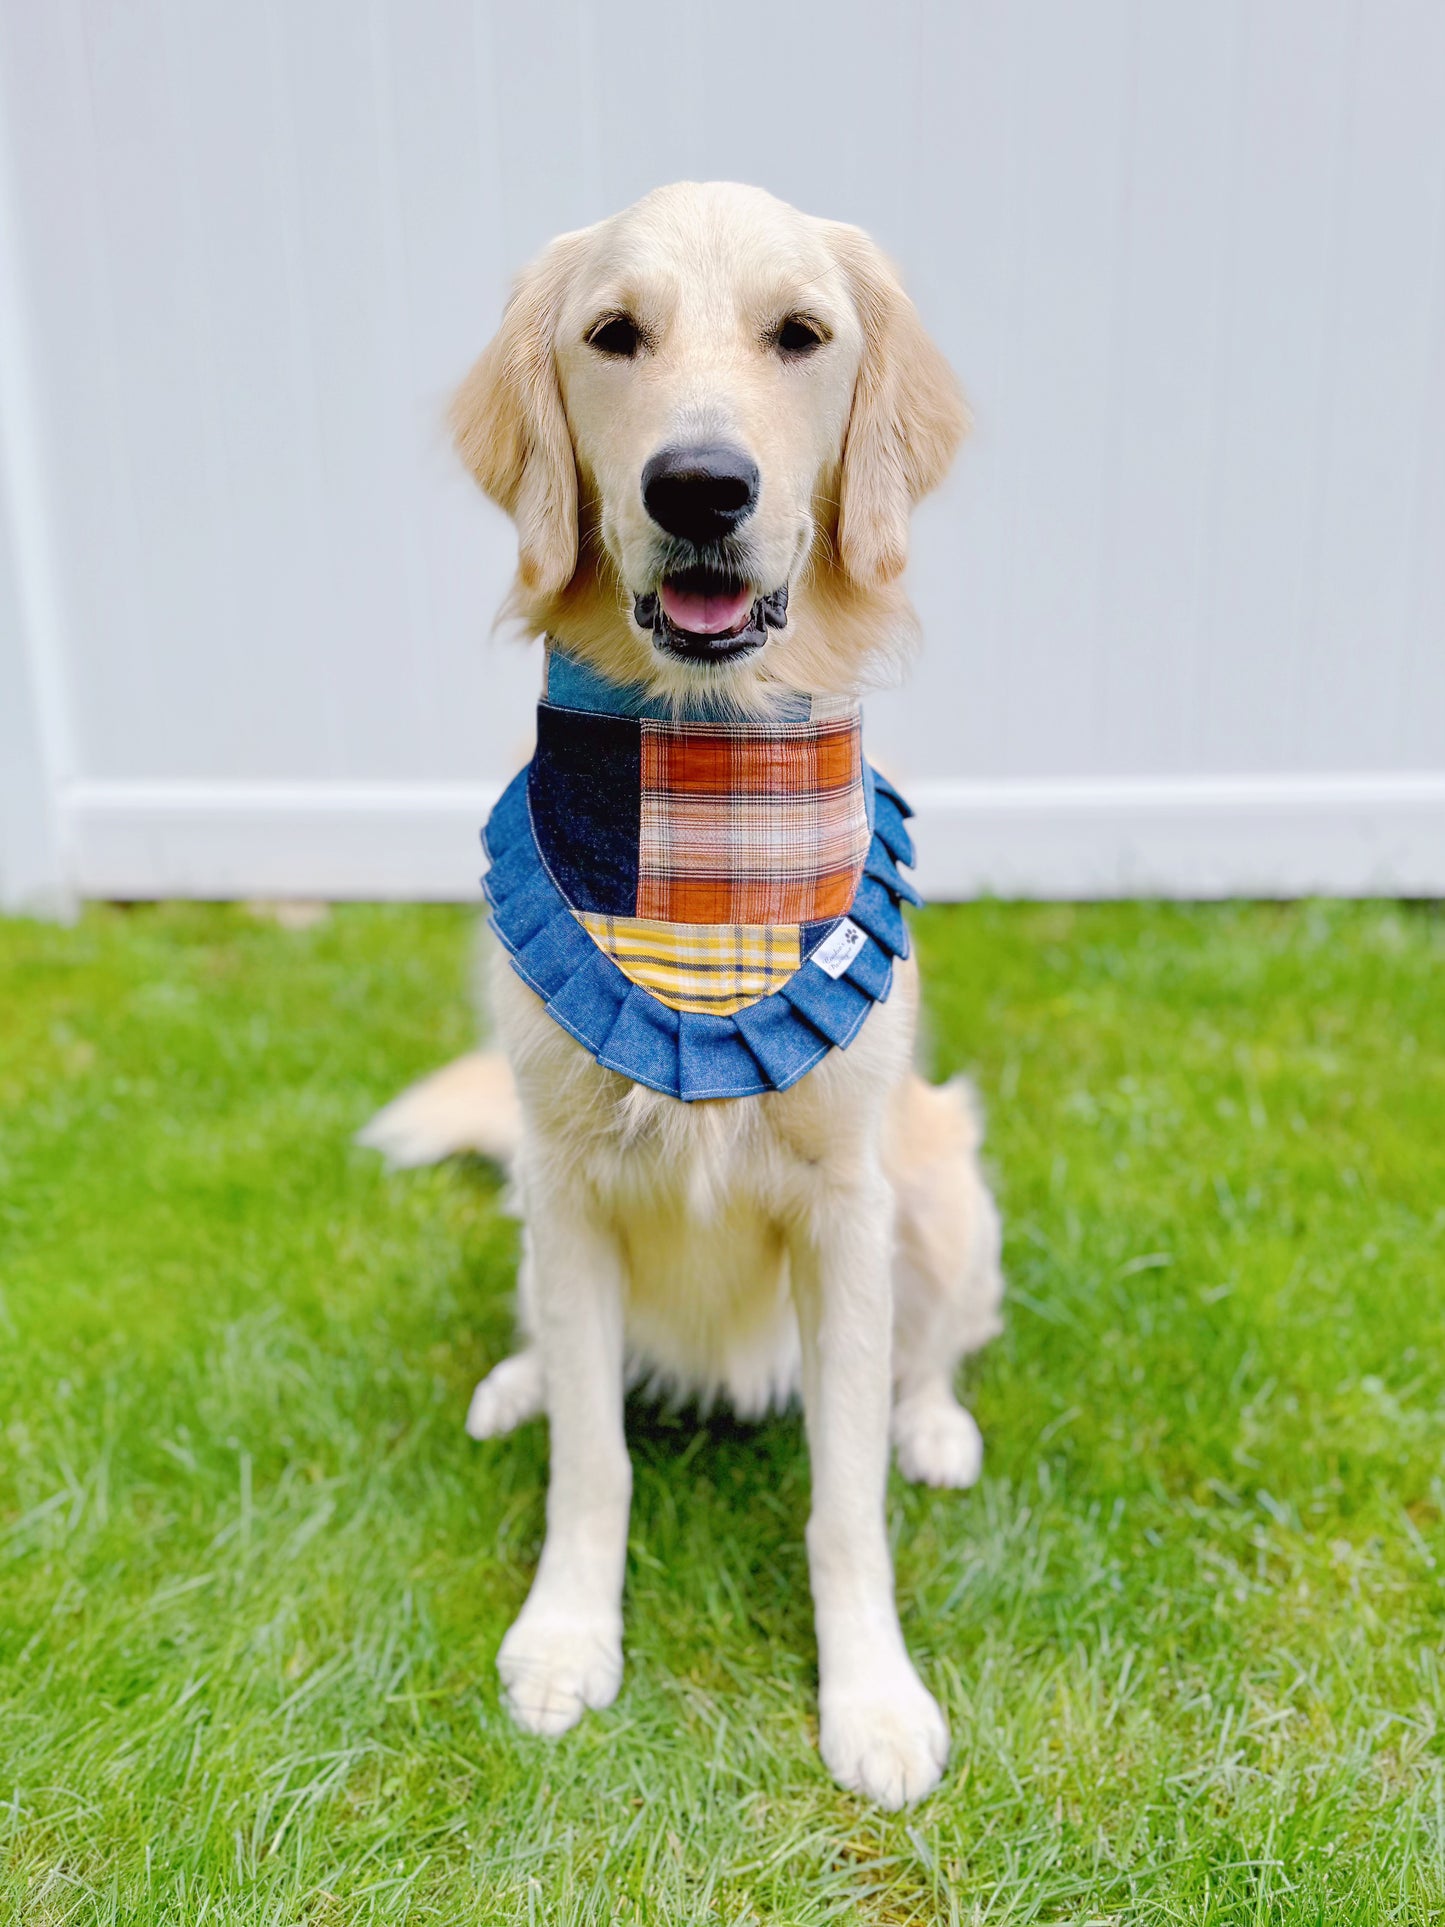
362, 182, 1003, 1808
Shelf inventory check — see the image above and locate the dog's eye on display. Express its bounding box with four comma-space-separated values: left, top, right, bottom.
587, 312, 642, 359
774, 314, 829, 358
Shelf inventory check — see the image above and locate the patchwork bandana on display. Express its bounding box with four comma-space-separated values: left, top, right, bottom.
481, 645, 921, 1102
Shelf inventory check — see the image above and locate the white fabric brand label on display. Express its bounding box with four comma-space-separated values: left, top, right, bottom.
811, 918, 866, 979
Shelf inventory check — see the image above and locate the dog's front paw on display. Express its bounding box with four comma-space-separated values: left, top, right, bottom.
892, 1393, 984, 1489
497, 1607, 622, 1737
819, 1664, 949, 1808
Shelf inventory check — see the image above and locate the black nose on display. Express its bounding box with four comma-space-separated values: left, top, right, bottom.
641, 443, 760, 543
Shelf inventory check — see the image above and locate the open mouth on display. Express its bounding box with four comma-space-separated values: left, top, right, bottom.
634, 569, 789, 663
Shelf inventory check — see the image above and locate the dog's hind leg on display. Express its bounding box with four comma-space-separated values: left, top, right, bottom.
465, 1230, 547, 1439
885, 1075, 1004, 1489
467, 1347, 544, 1438
356, 1051, 546, 1438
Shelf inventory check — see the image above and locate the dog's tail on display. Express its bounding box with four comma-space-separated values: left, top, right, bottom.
356, 1051, 522, 1170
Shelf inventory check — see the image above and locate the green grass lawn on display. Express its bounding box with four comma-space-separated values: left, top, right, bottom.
1, 900, 1442, 1925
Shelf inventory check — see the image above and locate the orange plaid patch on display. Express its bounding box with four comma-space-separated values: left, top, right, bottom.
640, 721, 861, 797
636, 715, 869, 926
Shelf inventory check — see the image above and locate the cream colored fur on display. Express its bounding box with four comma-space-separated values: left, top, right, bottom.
362, 183, 1001, 1810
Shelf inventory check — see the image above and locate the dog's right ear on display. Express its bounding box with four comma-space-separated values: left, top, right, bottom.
450, 231, 590, 597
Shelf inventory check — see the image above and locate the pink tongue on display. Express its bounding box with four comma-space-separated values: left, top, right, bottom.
659, 581, 754, 636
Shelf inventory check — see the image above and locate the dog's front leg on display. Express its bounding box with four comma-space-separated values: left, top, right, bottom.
791, 1172, 949, 1808
497, 1172, 630, 1736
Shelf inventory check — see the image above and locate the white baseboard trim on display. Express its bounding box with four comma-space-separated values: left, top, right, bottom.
60, 780, 504, 903
57, 771, 1445, 902
911, 772, 1445, 898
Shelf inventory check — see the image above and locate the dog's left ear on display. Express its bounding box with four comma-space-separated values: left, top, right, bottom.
450, 230, 591, 597
828, 224, 968, 587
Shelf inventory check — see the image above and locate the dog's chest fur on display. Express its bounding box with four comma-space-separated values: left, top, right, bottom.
493, 946, 918, 1414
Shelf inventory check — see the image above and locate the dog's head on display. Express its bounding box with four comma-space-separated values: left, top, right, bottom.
453, 182, 965, 696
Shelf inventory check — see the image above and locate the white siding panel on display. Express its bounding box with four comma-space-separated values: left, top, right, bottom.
1298, 0, 1445, 769
1196, 0, 1358, 773
162, 2, 340, 776
1093, 2, 1241, 778
1399, 200, 1445, 772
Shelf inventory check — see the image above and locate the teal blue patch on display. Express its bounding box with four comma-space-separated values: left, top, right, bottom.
545, 643, 814, 723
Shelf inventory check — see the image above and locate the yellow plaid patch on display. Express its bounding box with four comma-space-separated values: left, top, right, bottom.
576, 913, 802, 1015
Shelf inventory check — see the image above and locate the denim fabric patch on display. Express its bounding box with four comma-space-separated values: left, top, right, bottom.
528, 704, 641, 915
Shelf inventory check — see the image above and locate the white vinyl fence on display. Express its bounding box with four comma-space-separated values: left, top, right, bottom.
2, 0, 1443, 910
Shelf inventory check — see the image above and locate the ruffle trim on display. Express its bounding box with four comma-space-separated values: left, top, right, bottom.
481, 763, 921, 1102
